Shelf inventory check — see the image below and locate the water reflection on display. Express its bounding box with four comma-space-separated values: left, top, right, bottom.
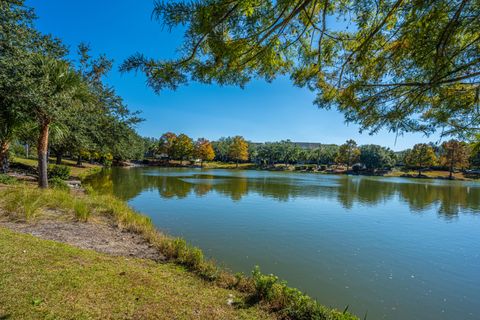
87, 168, 480, 218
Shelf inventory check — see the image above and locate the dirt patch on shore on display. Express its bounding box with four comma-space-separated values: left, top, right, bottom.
0, 218, 165, 262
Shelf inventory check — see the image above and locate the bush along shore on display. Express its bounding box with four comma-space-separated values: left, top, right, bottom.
0, 179, 358, 320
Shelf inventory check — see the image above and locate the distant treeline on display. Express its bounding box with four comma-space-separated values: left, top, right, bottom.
145, 133, 480, 177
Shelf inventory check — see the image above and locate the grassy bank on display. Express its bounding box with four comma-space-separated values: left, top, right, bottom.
0, 184, 358, 320
0, 227, 272, 320
385, 168, 470, 180
11, 156, 102, 180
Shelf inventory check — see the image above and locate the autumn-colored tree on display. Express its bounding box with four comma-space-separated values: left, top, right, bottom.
228, 136, 249, 168
404, 143, 437, 176
440, 140, 470, 179
172, 133, 194, 164
194, 138, 215, 167
158, 132, 177, 159
336, 140, 360, 170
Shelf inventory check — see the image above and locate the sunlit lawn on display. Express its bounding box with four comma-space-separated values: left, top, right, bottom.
12, 157, 101, 179
0, 227, 271, 320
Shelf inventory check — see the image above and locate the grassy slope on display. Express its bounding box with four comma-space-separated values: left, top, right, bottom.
1, 158, 359, 320
0, 227, 272, 320
11, 156, 101, 179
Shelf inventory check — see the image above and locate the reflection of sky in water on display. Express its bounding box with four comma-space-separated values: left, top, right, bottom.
88, 167, 480, 320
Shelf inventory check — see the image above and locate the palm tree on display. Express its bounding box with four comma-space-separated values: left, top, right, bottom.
31, 55, 90, 188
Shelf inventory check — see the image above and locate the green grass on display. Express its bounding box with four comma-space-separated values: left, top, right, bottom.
0, 227, 272, 320
0, 174, 18, 185
0, 185, 358, 320
12, 156, 102, 179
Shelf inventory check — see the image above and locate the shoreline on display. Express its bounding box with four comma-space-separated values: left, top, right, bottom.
0, 176, 358, 320
132, 160, 478, 181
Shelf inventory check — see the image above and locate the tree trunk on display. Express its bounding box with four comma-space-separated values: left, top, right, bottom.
77, 155, 82, 166
56, 151, 63, 165
449, 150, 455, 180
0, 140, 10, 174
37, 122, 50, 188
236, 160, 239, 168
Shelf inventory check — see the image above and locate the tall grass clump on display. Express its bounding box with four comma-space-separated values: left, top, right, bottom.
73, 199, 89, 221
0, 186, 84, 221
0, 186, 49, 220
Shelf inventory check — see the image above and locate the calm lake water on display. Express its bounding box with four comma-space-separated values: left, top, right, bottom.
88, 167, 480, 320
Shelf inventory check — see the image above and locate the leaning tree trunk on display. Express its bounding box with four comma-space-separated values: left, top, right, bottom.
0, 140, 10, 174
37, 121, 50, 188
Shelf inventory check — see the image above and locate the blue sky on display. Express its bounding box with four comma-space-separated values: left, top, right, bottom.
27, 0, 439, 151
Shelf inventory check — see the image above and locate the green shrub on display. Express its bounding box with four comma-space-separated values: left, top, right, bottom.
0, 174, 17, 185
252, 266, 280, 302
48, 165, 71, 180
252, 266, 358, 320
49, 177, 69, 191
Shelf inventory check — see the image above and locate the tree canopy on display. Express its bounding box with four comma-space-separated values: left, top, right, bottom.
404, 143, 437, 175
195, 138, 215, 165
440, 139, 470, 178
359, 144, 396, 170
228, 136, 249, 165
336, 139, 360, 168
122, 0, 480, 137
0, 1, 146, 186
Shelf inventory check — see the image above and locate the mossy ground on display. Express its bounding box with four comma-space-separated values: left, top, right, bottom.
0, 227, 273, 320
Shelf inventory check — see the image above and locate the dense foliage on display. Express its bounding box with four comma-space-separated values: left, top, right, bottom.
439, 140, 470, 178
404, 143, 438, 175
122, 0, 480, 138
151, 132, 480, 175
0, 1, 145, 186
